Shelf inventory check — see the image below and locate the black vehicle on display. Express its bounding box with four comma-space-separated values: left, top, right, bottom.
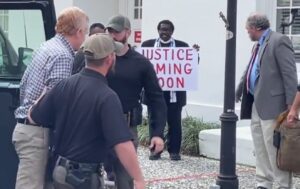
0, 1, 56, 188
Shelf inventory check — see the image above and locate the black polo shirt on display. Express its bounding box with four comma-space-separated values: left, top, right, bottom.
107, 47, 167, 137
31, 68, 133, 163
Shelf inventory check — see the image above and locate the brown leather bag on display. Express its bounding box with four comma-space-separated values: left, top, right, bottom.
274, 110, 300, 172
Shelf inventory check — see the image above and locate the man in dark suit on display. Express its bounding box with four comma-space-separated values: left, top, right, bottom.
142, 20, 199, 161
237, 12, 297, 189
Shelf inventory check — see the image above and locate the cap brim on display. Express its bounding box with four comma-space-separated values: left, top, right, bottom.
114, 41, 124, 56
106, 24, 123, 32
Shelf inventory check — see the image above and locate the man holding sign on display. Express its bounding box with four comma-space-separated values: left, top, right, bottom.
142, 20, 199, 161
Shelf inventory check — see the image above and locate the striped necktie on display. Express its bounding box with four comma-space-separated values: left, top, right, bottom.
246, 43, 260, 93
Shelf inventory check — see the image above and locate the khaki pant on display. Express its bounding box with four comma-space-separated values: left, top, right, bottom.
12, 123, 49, 189
251, 104, 292, 189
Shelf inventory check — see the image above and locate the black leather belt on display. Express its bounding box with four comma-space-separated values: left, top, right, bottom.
17, 118, 41, 127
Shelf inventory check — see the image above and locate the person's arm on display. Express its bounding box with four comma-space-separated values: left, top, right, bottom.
142, 61, 167, 150
27, 88, 47, 124
28, 84, 58, 126
100, 93, 145, 187
114, 141, 145, 189
45, 54, 73, 90
287, 91, 300, 123
275, 35, 298, 106
143, 64, 166, 153
235, 67, 248, 103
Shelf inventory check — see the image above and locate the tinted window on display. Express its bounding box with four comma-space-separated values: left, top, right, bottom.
0, 10, 45, 79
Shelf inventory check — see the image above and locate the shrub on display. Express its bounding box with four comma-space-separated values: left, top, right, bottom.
137, 117, 150, 146
137, 115, 220, 156
181, 116, 220, 156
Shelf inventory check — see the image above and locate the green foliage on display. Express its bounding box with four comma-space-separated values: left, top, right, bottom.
137, 115, 220, 156
137, 117, 150, 146
181, 116, 220, 156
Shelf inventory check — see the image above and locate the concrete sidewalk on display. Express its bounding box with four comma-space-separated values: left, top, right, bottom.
137, 147, 300, 189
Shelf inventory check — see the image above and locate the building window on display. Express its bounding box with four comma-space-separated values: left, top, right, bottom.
134, 0, 142, 19
276, 0, 300, 62
0, 10, 9, 36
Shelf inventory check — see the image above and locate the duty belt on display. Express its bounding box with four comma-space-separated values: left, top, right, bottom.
57, 156, 104, 175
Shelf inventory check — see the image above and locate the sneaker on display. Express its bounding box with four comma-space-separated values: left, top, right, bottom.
169, 153, 181, 161
149, 151, 161, 160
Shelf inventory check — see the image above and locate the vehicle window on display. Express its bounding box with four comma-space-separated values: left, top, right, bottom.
0, 10, 45, 79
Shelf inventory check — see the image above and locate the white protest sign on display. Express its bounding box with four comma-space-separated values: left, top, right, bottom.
136, 47, 198, 91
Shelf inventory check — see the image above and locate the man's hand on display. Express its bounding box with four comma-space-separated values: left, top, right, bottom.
287, 109, 298, 125
149, 136, 164, 154
134, 179, 146, 189
192, 44, 200, 51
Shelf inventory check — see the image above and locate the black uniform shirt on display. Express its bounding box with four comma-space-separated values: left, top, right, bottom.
31, 68, 133, 163
107, 47, 167, 137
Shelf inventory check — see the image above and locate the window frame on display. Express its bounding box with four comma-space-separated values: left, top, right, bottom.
276, 0, 300, 62
133, 0, 142, 20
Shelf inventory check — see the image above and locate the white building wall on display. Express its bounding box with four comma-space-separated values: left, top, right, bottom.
74, 0, 118, 26
142, 0, 258, 125
53, 0, 73, 14
53, 0, 139, 45
54, 0, 119, 25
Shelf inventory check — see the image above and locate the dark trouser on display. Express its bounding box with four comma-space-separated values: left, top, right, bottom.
149, 103, 183, 154
113, 126, 138, 189
52, 157, 104, 189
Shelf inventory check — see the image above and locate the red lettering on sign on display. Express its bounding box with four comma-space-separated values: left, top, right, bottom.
177, 49, 184, 60
158, 77, 185, 89
173, 64, 182, 74
156, 64, 166, 74
154, 49, 162, 60
186, 49, 193, 60
142, 48, 194, 61
155, 63, 193, 75
184, 63, 192, 74
134, 31, 141, 43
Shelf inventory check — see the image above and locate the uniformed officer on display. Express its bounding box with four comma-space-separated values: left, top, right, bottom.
28, 33, 146, 189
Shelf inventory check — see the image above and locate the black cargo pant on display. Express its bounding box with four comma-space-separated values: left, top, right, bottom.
149, 103, 182, 154
112, 126, 138, 189
52, 156, 104, 189
109, 106, 142, 189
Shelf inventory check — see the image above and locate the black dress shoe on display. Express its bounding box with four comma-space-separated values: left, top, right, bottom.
256, 187, 267, 189
170, 153, 181, 161
149, 152, 161, 160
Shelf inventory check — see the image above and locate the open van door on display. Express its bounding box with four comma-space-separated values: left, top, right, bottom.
0, 1, 56, 188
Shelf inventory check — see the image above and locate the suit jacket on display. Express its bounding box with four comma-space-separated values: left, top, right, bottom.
240, 30, 297, 120
141, 39, 188, 107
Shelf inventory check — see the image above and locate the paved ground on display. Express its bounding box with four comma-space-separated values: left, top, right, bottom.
136, 147, 300, 189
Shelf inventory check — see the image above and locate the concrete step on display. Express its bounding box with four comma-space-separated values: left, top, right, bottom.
199, 126, 255, 166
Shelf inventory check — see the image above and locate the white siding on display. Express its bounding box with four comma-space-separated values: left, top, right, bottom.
74, 0, 118, 25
